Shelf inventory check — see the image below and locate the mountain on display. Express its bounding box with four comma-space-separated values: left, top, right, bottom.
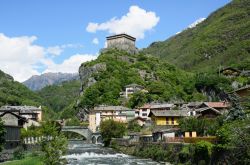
23, 72, 79, 91
143, 0, 250, 72
0, 70, 56, 119
37, 80, 81, 114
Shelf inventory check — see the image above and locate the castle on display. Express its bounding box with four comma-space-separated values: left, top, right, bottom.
105, 33, 138, 54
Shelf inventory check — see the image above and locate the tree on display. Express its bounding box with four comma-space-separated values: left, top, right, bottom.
100, 119, 126, 146
40, 121, 68, 165
0, 118, 5, 152
127, 91, 147, 108
127, 120, 141, 132
225, 93, 245, 121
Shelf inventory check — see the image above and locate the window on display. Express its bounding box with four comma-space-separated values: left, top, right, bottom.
142, 113, 147, 116
142, 109, 147, 112
171, 117, 174, 124
166, 117, 169, 125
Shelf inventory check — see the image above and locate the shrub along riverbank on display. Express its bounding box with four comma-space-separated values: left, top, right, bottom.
111, 117, 250, 164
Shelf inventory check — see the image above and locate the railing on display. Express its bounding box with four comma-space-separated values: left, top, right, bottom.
165, 137, 184, 143
23, 136, 53, 144
164, 136, 217, 143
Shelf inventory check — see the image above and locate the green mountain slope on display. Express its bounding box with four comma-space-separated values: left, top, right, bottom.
67, 49, 232, 120
143, 0, 250, 72
0, 70, 56, 119
37, 80, 81, 113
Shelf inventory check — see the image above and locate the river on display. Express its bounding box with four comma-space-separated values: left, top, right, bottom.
64, 141, 166, 165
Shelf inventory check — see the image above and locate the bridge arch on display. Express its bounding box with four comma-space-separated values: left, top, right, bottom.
61, 126, 91, 141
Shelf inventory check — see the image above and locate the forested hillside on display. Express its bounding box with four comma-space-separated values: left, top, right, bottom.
143, 0, 250, 72
67, 49, 232, 120
37, 80, 81, 113
0, 70, 56, 119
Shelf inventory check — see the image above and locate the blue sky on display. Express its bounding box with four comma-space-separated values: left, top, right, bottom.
0, 0, 231, 82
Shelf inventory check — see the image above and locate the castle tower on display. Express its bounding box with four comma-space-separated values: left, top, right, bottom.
105, 33, 138, 54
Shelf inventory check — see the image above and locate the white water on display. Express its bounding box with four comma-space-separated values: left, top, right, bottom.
64, 141, 165, 165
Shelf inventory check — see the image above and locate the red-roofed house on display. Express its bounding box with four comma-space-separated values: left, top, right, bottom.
195, 101, 230, 117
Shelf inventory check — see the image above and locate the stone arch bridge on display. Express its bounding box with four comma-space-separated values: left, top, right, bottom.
61, 126, 102, 144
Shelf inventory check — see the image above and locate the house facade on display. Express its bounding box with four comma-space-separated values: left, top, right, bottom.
149, 110, 189, 126
0, 111, 27, 149
120, 83, 145, 98
0, 106, 42, 129
88, 105, 135, 132
136, 103, 176, 120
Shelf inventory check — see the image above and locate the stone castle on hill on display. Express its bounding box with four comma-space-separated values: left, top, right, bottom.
102, 33, 139, 54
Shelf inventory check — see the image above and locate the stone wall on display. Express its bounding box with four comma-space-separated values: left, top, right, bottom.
106, 37, 138, 54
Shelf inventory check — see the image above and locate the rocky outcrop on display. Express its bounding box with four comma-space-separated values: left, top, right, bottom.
23, 72, 79, 91
77, 63, 106, 120
79, 63, 106, 94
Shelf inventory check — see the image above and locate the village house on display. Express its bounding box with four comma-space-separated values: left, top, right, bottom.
88, 105, 135, 133
148, 110, 189, 126
130, 116, 146, 126
0, 111, 27, 149
0, 106, 42, 121
192, 101, 230, 118
152, 127, 181, 142
120, 83, 146, 98
218, 67, 241, 78
233, 85, 250, 98
0, 106, 42, 129
136, 103, 176, 120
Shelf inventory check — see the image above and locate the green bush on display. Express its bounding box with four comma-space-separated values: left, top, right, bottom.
193, 141, 213, 164
13, 147, 25, 160
100, 119, 126, 146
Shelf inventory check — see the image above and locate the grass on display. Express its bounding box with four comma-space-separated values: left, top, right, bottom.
0, 156, 43, 165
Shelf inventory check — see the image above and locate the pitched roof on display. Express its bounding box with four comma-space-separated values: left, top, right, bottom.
0, 111, 27, 122
195, 107, 222, 115
233, 85, 250, 92
187, 102, 202, 107
125, 83, 144, 88
139, 103, 174, 109
140, 104, 151, 109
93, 105, 132, 111
149, 110, 189, 117
0, 105, 41, 111
218, 67, 241, 74
132, 116, 146, 121
204, 102, 230, 108
150, 104, 174, 109
106, 33, 136, 41
0, 106, 41, 114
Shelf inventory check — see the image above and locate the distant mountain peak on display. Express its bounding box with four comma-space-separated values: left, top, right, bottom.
23, 72, 79, 91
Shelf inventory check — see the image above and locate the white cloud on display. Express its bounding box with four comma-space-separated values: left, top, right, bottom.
188, 17, 206, 29
0, 33, 94, 82
92, 38, 99, 45
0, 33, 44, 82
46, 43, 84, 56
46, 46, 63, 56
43, 54, 97, 73
86, 5, 160, 39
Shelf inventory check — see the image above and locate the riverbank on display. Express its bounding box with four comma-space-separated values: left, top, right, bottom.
0, 156, 42, 165
110, 141, 183, 164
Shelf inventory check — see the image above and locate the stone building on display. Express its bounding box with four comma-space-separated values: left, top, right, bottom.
105, 33, 138, 54
88, 105, 135, 133
0, 106, 42, 129
0, 111, 27, 149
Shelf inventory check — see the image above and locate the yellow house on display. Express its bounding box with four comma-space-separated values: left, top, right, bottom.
149, 110, 189, 126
